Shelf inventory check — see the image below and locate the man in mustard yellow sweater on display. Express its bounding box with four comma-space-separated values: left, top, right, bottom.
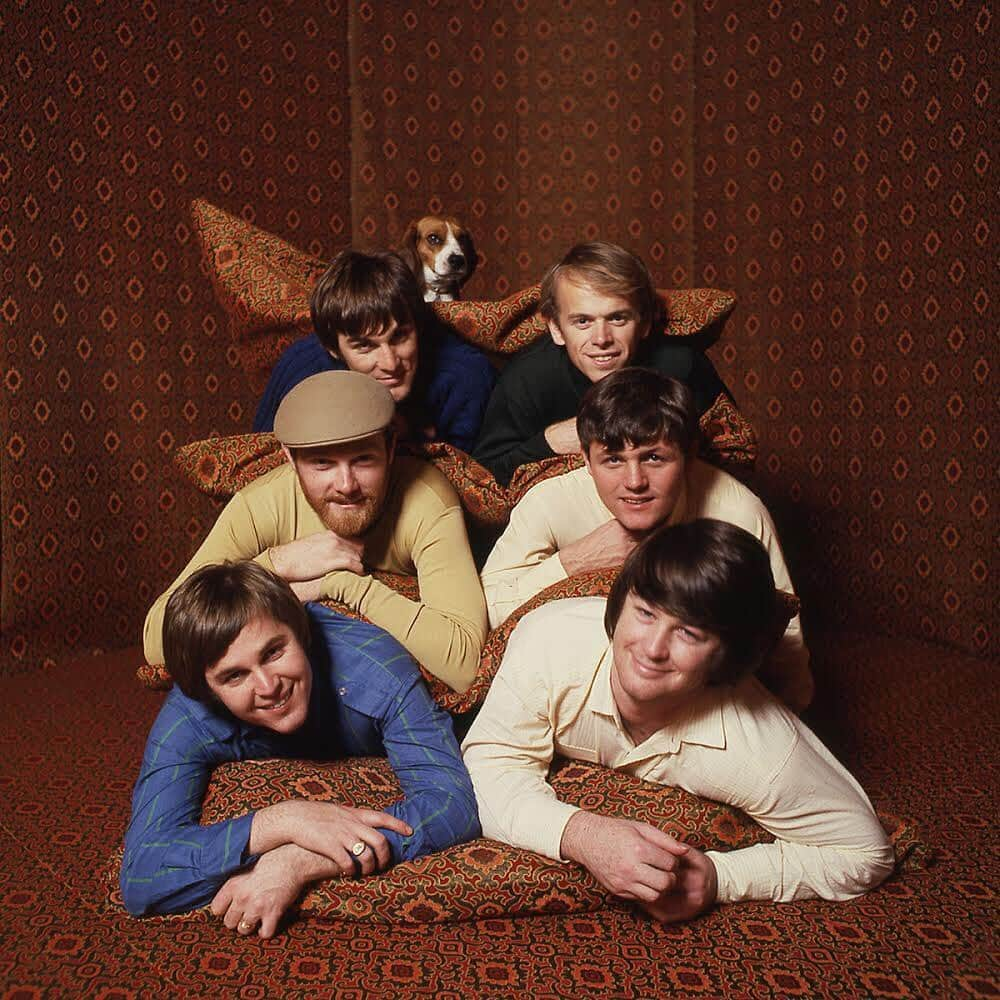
144, 371, 487, 693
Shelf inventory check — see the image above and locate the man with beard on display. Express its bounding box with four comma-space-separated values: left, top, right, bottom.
143, 371, 488, 692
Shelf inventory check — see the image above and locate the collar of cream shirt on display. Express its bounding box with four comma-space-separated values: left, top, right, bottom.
589, 644, 728, 754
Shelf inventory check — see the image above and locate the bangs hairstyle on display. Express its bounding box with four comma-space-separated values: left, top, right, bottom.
539, 241, 663, 330
310, 250, 427, 352
604, 519, 778, 686
163, 561, 310, 702
577, 367, 698, 455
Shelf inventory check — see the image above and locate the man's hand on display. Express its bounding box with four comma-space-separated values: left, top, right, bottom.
250, 800, 413, 877
267, 530, 364, 582
211, 843, 332, 939
560, 812, 688, 902
558, 520, 643, 577
543, 417, 581, 455
640, 845, 718, 924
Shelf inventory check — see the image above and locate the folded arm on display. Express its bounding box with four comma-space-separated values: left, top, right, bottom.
461, 628, 580, 859
706, 718, 894, 903
120, 706, 259, 916
321, 504, 487, 692
373, 661, 482, 860
472, 379, 556, 487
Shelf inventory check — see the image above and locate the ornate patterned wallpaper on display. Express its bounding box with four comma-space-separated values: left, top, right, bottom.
693, 3, 994, 657
0, 2, 993, 673
1, 3, 352, 672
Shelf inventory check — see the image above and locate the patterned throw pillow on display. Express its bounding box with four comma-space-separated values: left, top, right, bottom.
190, 198, 738, 390
104, 754, 926, 925
172, 434, 510, 527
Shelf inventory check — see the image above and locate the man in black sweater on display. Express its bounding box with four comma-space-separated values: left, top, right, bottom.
472, 242, 727, 486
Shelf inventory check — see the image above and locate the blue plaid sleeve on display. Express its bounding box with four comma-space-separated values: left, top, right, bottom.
120, 691, 257, 916
311, 608, 481, 862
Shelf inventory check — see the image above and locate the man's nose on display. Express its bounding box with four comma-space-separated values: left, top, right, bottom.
375, 344, 398, 371
332, 464, 359, 495
643, 625, 672, 662
252, 666, 280, 698
623, 461, 647, 490
591, 321, 614, 346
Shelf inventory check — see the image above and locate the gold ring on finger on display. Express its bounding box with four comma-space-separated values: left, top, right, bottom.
351, 841, 367, 857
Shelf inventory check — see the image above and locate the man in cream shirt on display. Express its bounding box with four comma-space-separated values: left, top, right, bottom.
480, 367, 812, 711
464, 520, 893, 923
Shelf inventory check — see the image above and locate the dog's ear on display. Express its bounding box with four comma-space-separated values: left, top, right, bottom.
397, 221, 422, 280
458, 229, 478, 284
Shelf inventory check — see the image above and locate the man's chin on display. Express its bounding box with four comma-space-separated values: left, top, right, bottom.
615, 507, 668, 533
321, 504, 378, 538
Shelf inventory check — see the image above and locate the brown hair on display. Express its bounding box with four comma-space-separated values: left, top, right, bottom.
577, 367, 698, 455
604, 519, 778, 686
310, 250, 427, 353
539, 241, 663, 331
163, 561, 309, 702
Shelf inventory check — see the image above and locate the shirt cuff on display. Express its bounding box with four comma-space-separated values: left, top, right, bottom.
480, 795, 580, 863
487, 557, 569, 628
706, 845, 777, 904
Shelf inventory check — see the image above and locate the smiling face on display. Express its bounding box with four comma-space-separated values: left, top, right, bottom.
205, 614, 312, 734
334, 317, 419, 402
585, 434, 687, 532
547, 274, 649, 382
289, 433, 392, 537
610, 591, 723, 719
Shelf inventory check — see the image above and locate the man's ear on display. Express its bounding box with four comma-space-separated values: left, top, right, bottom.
547, 315, 566, 347
281, 445, 296, 468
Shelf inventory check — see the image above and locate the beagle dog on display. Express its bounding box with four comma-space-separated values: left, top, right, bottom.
398, 215, 478, 302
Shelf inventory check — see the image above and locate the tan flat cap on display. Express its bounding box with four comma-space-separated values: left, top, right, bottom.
273, 370, 395, 447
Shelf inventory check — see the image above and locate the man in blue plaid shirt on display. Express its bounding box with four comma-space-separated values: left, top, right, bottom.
121, 560, 480, 937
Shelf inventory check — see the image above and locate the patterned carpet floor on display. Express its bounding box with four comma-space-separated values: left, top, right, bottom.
1, 634, 996, 998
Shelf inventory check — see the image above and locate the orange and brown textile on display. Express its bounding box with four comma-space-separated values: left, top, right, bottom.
104, 754, 924, 925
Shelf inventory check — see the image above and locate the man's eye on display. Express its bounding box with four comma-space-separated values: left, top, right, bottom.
222, 672, 245, 686
678, 627, 705, 642
635, 606, 655, 620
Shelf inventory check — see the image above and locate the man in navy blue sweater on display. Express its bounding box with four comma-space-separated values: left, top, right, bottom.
254, 250, 495, 453
122, 560, 480, 938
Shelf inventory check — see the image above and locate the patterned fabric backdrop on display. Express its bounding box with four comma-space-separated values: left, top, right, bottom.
0, 3, 993, 674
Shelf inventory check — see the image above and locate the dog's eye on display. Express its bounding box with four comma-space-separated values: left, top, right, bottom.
426, 234, 442, 245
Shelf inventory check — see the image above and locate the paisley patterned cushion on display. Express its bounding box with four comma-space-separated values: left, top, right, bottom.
105, 753, 925, 924
190, 198, 738, 390
172, 434, 510, 527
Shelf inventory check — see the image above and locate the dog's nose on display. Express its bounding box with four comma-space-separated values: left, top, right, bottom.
447, 253, 466, 270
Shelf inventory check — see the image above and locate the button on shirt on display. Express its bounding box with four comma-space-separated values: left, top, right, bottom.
122, 606, 481, 916
462, 597, 893, 905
